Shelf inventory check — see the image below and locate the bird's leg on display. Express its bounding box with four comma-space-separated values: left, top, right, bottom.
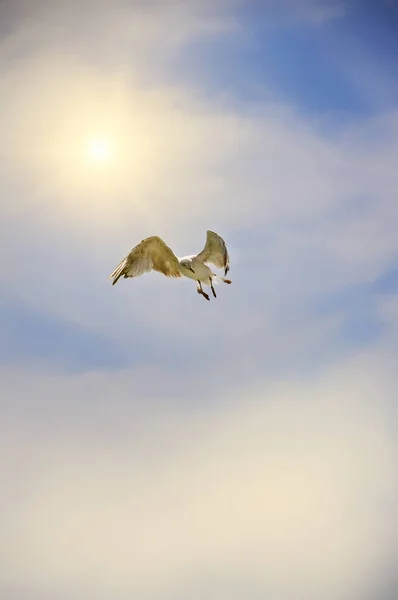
197, 281, 210, 301
210, 277, 217, 298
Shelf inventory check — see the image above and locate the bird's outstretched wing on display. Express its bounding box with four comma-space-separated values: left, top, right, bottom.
109, 236, 182, 285
195, 230, 230, 275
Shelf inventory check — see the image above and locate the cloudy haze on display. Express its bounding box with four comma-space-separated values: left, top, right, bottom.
1, 1, 398, 599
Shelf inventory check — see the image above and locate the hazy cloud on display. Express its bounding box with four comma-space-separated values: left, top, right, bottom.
2, 350, 398, 600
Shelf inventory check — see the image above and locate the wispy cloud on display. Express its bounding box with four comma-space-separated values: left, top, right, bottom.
1, 41, 397, 335
300, 0, 347, 24
256, 0, 348, 25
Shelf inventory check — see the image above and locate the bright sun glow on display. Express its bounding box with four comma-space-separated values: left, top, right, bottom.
87, 137, 112, 163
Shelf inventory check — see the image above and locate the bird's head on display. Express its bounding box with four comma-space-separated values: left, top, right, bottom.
179, 258, 195, 273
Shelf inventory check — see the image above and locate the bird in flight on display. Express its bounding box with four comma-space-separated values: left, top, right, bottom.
109, 230, 232, 301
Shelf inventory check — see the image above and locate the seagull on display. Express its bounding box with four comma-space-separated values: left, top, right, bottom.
109, 230, 232, 301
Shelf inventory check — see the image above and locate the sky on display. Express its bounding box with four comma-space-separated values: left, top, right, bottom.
1, 1, 398, 598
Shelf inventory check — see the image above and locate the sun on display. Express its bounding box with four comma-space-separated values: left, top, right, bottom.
86, 137, 112, 163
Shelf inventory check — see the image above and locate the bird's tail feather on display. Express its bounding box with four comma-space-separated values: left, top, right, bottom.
213, 274, 232, 285
109, 258, 128, 285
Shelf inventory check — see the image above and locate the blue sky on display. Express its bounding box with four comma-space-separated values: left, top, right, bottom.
1, 1, 398, 599
173, 0, 398, 115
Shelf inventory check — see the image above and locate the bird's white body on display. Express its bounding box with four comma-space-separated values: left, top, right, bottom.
109, 230, 231, 301
179, 256, 213, 285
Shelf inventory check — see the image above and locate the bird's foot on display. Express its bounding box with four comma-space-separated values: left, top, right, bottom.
197, 289, 210, 301
223, 279, 232, 284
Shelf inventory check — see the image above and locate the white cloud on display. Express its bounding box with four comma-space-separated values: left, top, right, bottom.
1, 352, 398, 600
